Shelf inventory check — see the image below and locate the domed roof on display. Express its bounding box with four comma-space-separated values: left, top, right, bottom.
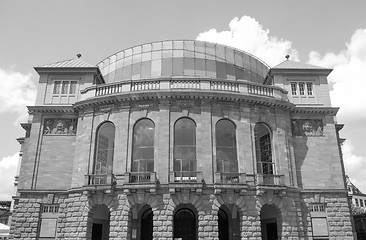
97, 40, 270, 84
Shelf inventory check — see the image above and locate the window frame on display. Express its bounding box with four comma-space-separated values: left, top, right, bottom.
290, 81, 314, 97
51, 80, 78, 104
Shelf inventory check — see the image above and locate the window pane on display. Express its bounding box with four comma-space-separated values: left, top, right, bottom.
299, 83, 305, 95
95, 122, 115, 174
53, 81, 61, 94
131, 63, 141, 80
226, 64, 236, 80
206, 60, 216, 78
122, 65, 132, 80
183, 58, 195, 75
307, 82, 313, 95
225, 48, 235, 64
174, 118, 196, 167
132, 119, 155, 172
61, 81, 69, 94
69, 81, 77, 94
291, 83, 297, 95
141, 52, 152, 61
216, 119, 237, 173
195, 58, 205, 76
254, 123, 273, 174
234, 50, 243, 66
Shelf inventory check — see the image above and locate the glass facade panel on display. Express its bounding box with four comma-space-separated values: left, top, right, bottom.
216, 62, 227, 79
254, 123, 273, 175
184, 58, 195, 76
173, 40, 184, 49
122, 65, 132, 80
142, 43, 152, 52
225, 48, 235, 64
226, 64, 236, 80
161, 58, 172, 76
151, 59, 162, 77
97, 40, 269, 84
131, 63, 141, 80
173, 58, 184, 76
152, 51, 161, 60
195, 58, 205, 76
152, 42, 162, 51
141, 61, 151, 78
163, 41, 173, 50
141, 52, 152, 61
206, 60, 216, 78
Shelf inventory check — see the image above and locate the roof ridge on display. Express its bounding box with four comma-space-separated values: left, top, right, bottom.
38, 57, 96, 68
272, 59, 330, 70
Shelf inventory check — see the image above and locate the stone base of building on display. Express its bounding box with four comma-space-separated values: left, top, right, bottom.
10, 188, 355, 240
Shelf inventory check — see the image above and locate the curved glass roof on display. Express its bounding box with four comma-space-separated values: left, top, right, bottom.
97, 40, 270, 84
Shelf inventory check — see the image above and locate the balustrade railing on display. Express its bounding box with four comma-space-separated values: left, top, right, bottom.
80, 78, 286, 101
248, 84, 274, 96
256, 174, 285, 186
215, 172, 246, 184
170, 80, 200, 89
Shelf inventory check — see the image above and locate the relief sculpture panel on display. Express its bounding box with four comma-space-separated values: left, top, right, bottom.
292, 119, 323, 136
43, 119, 77, 135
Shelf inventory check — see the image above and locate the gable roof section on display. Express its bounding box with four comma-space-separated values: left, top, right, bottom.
39, 58, 96, 68
270, 59, 332, 75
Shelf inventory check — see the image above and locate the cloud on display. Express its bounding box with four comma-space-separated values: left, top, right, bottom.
0, 67, 37, 124
0, 153, 18, 201
196, 15, 299, 67
342, 141, 366, 193
308, 28, 366, 123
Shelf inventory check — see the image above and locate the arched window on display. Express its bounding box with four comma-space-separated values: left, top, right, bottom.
94, 122, 115, 175
254, 123, 273, 175
216, 119, 238, 173
174, 118, 196, 172
132, 119, 155, 172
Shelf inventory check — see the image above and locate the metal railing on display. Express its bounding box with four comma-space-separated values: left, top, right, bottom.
171, 171, 202, 183
127, 172, 156, 183
85, 173, 114, 185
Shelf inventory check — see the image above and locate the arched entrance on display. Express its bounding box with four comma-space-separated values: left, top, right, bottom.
174, 207, 197, 240
260, 204, 281, 240
91, 204, 110, 240
218, 205, 240, 240
140, 207, 153, 240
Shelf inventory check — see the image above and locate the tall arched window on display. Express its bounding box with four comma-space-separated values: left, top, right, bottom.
132, 119, 155, 172
216, 119, 238, 173
94, 122, 115, 175
174, 118, 196, 172
254, 123, 273, 175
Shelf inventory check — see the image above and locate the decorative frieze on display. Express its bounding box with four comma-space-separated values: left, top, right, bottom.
292, 119, 323, 136
43, 118, 78, 135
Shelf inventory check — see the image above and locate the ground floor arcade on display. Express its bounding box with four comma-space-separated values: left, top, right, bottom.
10, 189, 354, 240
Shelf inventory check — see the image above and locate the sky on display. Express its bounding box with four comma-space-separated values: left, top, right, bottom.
1, 0, 366, 200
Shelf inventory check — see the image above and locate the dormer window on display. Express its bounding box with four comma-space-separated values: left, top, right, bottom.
51, 80, 78, 104
290, 82, 313, 96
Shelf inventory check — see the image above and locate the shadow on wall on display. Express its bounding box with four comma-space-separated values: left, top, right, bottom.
293, 136, 308, 189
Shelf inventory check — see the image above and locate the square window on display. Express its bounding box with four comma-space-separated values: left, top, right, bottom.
291, 83, 297, 95
307, 82, 313, 95
299, 83, 305, 95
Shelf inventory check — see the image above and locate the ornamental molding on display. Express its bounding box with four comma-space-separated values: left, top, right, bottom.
28, 105, 77, 114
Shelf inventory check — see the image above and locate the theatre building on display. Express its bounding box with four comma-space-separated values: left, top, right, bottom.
10, 40, 355, 239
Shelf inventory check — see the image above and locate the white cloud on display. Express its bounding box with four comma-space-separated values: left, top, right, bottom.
0, 67, 37, 124
342, 140, 366, 193
0, 153, 18, 201
308, 28, 366, 123
196, 15, 299, 67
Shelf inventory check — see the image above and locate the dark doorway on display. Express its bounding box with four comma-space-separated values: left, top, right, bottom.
91, 204, 110, 240
260, 204, 280, 240
174, 208, 196, 240
140, 208, 153, 240
218, 208, 229, 240
266, 222, 278, 240
92, 223, 103, 240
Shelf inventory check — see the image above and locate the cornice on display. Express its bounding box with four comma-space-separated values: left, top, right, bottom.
73, 90, 294, 111
291, 106, 339, 116
27, 105, 77, 114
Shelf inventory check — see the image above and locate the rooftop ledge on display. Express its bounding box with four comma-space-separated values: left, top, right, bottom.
75, 77, 291, 109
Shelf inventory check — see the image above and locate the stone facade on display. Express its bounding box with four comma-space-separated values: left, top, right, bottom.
11, 40, 355, 239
